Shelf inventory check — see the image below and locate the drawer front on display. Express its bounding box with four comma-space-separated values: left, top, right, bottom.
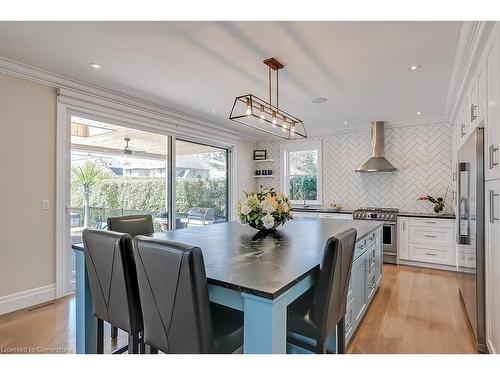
317, 213, 353, 220
366, 230, 377, 248
409, 226, 454, 245
367, 272, 377, 300
410, 217, 454, 229
293, 212, 318, 218
367, 247, 377, 275
347, 275, 354, 305
345, 301, 354, 340
410, 243, 454, 265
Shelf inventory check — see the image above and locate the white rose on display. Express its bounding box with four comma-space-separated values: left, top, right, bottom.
262, 214, 275, 229
260, 200, 275, 214
241, 202, 251, 215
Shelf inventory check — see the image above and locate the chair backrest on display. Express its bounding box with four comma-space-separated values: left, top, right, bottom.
310, 228, 357, 340
82, 229, 143, 334
107, 215, 154, 237
132, 236, 213, 354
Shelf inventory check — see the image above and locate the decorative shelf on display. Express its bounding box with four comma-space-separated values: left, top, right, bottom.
253, 175, 274, 178
252, 159, 275, 163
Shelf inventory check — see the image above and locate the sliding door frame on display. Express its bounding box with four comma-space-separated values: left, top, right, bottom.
55, 102, 237, 298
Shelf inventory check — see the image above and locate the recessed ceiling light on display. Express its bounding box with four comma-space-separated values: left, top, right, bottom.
89, 63, 102, 69
312, 97, 328, 104
210, 108, 218, 112
417, 111, 422, 115
408, 65, 421, 71
344, 121, 349, 125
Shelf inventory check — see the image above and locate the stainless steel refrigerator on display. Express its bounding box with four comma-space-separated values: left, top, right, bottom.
457, 127, 487, 353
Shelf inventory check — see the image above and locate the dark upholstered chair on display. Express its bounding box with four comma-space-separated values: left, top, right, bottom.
107, 215, 154, 237
132, 236, 244, 354
287, 228, 357, 354
82, 229, 144, 354
106, 214, 153, 339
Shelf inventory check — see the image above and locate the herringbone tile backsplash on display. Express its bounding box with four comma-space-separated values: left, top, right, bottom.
256, 122, 453, 213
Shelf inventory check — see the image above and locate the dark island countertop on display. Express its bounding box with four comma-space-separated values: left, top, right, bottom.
73, 219, 381, 299
398, 212, 455, 219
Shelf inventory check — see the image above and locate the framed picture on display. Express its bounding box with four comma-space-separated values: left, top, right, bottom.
253, 149, 267, 160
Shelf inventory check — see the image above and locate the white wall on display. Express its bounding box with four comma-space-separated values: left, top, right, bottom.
0, 73, 57, 304
236, 140, 257, 202
257, 121, 454, 213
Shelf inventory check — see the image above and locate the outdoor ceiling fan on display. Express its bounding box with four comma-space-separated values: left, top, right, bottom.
122, 137, 134, 156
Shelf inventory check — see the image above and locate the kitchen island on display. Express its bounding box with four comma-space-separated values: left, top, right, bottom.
74, 218, 382, 354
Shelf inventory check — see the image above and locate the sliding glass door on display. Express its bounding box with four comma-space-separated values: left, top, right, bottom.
64, 115, 230, 295
175, 139, 229, 229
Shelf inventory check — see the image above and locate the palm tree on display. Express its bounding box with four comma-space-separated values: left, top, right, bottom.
71, 161, 108, 227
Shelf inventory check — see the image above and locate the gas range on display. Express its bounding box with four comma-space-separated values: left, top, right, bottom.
352, 207, 399, 222
353, 207, 399, 264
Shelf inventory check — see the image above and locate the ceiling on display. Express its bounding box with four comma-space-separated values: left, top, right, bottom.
0, 21, 460, 137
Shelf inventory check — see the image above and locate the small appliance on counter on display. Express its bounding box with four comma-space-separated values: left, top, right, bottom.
353, 207, 399, 264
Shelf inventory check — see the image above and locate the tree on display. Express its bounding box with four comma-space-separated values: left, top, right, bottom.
71, 161, 109, 227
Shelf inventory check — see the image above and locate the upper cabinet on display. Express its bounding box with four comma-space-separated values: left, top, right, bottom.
486, 26, 500, 181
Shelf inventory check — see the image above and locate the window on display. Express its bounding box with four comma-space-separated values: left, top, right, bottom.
281, 140, 322, 205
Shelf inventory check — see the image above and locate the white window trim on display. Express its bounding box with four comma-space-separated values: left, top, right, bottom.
280, 140, 323, 206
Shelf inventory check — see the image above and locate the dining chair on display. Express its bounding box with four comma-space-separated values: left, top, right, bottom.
82, 229, 144, 354
286, 228, 357, 354
132, 236, 244, 354
106, 214, 153, 339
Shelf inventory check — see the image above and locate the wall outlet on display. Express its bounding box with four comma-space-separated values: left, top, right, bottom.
42, 200, 50, 210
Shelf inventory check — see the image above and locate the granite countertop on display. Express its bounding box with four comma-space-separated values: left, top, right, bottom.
74, 219, 380, 299
292, 207, 353, 214
398, 212, 455, 219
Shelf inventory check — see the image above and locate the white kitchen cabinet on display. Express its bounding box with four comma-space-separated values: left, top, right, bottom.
477, 62, 487, 127
397, 217, 409, 260
485, 26, 500, 181
293, 211, 318, 219
485, 180, 500, 353
398, 217, 456, 268
316, 212, 353, 220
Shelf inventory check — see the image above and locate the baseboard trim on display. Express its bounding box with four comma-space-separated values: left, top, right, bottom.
397, 259, 458, 272
0, 284, 56, 316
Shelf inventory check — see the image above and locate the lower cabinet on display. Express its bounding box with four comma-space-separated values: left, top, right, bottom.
345, 226, 383, 344
398, 217, 456, 268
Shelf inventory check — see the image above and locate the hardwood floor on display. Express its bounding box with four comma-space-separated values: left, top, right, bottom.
0, 295, 127, 354
348, 264, 477, 354
0, 265, 476, 354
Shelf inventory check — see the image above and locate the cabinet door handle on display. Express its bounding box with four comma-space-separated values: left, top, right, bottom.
424, 234, 437, 238
424, 252, 437, 256
424, 221, 436, 224
489, 190, 499, 223
471, 103, 478, 122
461, 123, 465, 137
402, 221, 406, 231
489, 145, 499, 169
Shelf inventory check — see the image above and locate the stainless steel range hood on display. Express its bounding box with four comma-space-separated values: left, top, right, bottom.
355, 121, 397, 173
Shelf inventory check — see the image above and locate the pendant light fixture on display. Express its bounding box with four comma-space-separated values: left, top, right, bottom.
229, 57, 307, 140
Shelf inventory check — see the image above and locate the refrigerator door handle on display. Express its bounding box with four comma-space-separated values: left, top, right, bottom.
489, 144, 499, 169
490, 190, 499, 223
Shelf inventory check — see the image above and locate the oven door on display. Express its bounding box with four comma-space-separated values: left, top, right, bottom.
382, 222, 398, 264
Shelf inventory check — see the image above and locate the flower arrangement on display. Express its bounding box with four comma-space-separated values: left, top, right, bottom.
237, 187, 293, 231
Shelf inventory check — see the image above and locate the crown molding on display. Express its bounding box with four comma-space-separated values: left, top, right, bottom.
444, 21, 495, 121
255, 117, 450, 141
0, 56, 257, 144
